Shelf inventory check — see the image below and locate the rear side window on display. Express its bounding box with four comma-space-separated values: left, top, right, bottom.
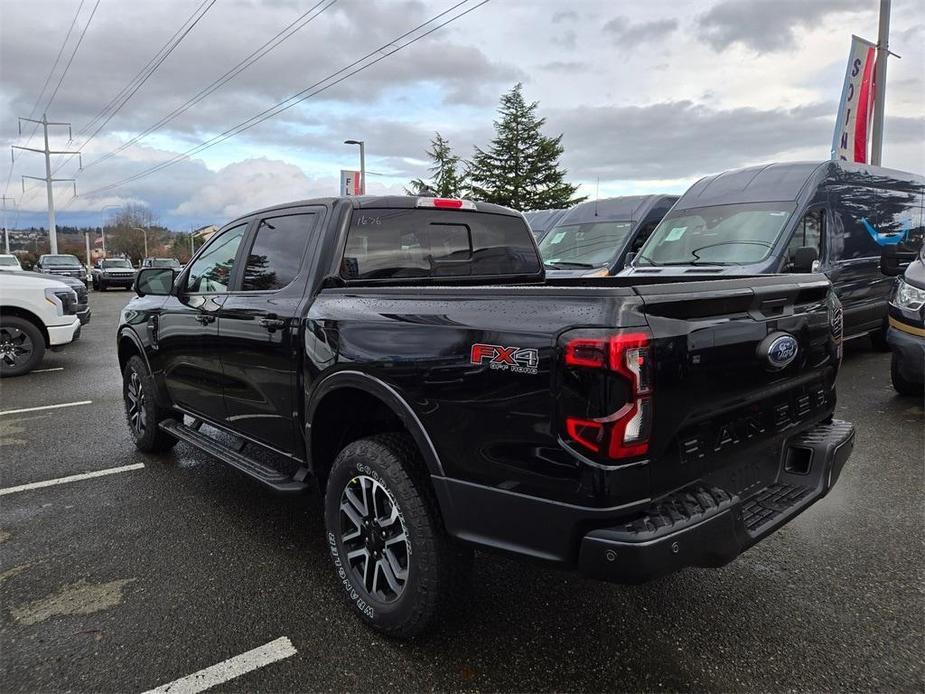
241, 213, 315, 291
341, 208, 540, 280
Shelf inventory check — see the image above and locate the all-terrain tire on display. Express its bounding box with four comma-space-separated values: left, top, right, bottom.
0, 315, 45, 377
122, 354, 177, 453
891, 352, 923, 396
324, 433, 465, 639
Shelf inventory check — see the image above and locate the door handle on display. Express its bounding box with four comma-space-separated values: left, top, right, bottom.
259, 315, 286, 332
195, 313, 216, 325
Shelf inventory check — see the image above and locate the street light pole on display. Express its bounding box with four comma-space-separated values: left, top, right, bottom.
132, 226, 148, 260
870, 0, 891, 166
344, 140, 366, 194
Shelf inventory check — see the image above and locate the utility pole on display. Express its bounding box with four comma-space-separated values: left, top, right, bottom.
12, 114, 81, 254
870, 0, 891, 166
1, 195, 15, 254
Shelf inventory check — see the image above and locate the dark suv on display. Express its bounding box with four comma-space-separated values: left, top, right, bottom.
34, 254, 88, 286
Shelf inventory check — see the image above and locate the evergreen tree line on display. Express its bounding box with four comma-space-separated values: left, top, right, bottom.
406, 83, 586, 211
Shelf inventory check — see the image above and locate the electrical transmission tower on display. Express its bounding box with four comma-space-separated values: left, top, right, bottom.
11, 114, 81, 254
1, 195, 15, 254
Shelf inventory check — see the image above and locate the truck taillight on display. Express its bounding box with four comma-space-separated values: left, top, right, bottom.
561, 331, 653, 460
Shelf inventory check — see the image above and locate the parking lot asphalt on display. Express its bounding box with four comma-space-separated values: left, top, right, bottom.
1, 290, 923, 693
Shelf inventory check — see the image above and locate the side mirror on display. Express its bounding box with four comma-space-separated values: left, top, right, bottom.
134, 267, 175, 297
879, 245, 916, 276
791, 246, 818, 273
623, 252, 636, 269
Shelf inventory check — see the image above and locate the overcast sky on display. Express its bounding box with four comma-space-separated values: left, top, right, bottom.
1, 0, 923, 230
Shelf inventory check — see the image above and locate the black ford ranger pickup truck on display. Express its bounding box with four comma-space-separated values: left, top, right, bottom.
117, 196, 855, 638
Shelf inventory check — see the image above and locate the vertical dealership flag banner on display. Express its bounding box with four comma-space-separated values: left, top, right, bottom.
340, 170, 362, 196
832, 35, 877, 163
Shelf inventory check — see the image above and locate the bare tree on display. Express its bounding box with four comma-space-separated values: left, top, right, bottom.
105, 204, 167, 264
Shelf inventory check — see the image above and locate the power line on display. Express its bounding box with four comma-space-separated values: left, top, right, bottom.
3, 0, 89, 201
43, 0, 102, 116
54, 0, 218, 177
72, 0, 215, 141
83, 0, 337, 171
76, 0, 490, 199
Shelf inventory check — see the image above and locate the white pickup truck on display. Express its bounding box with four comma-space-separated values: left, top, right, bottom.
0, 271, 82, 376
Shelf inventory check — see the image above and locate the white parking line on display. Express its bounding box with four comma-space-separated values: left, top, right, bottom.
0, 464, 144, 496
0, 400, 92, 416
143, 637, 297, 694
31, 367, 65, 373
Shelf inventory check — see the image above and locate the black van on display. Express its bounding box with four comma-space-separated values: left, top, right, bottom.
880, 244, 925, 394
539, 194, 678, 277
523, 208, 567, 243
622, 161, 925, 346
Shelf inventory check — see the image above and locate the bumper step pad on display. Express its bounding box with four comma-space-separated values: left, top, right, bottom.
741, 483, 811, 533
611, 486, 735, 542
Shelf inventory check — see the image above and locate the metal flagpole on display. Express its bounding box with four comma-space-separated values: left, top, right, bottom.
870, 0, 891, 166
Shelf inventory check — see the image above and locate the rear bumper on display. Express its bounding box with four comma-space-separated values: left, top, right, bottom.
434, 419, 854, 583
577, 420, 854, 583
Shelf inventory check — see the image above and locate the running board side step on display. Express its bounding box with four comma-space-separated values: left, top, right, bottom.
159, 418, 309, 493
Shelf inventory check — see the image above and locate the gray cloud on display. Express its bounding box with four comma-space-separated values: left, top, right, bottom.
552, 10, 578, 24
603, 16, 678, 49
538, 61, 589, 72
548, 100, 924, 181
0, 0, 518, 143
697, 0, 870, 53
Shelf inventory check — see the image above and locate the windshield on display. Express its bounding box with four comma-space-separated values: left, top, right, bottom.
42, 255, 81, 267
636, 202, 795, 266
102, 259, 132, 268
0, 256, 19, 266
538, 221, 633, 268
150, 258, 180, 267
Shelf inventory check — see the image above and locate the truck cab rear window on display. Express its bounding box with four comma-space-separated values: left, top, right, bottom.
341, 208, 539, 280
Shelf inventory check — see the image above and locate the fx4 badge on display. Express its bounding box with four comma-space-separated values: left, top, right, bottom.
470, 343, 539, 375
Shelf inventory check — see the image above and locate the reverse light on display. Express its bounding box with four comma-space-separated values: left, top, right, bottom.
416, 197, 476, 210
562, 330, 654, 460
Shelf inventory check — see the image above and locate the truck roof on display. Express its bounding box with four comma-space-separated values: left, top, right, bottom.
556, 195, 676, 225
674, 160, 924, 211
523, 209, 567, 233
232, 195, 522, 226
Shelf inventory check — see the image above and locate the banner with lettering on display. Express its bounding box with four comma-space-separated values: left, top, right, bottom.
832, 35, 877, 163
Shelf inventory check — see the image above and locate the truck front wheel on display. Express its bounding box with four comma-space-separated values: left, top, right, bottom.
0, 316, 45, 377
324, 433, 462, 639
891, 352, 923, 396
122, 355, 177, 453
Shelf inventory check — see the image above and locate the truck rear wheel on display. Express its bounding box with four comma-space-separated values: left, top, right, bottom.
0, 316, 45, 377
324, 433, 462, 639
122, 355, 177, 453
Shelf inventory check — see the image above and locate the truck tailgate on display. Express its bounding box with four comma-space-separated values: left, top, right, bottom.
634, 273, 841, 499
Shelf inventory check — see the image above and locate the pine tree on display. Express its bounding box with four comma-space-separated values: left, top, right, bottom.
467, 83, 585, 211
406, 132, 465, 197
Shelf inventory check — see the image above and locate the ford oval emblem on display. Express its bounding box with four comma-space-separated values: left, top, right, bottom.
758, 332, 799, 370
